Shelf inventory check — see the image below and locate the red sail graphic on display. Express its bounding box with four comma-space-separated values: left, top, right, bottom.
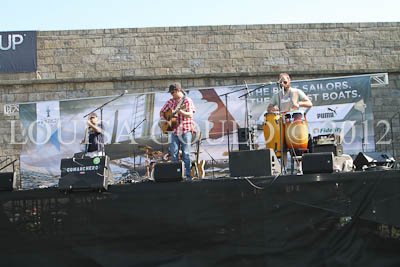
199, 88, 238, 139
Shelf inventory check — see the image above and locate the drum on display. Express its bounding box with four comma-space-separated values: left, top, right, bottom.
263, 112, 284, 157
284, 110, 309, 150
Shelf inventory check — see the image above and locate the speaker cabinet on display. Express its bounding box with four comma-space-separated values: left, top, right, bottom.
59, 156, 112, 191
353, 152, 395, 170
153, 162, 184, 182
302, 152, 334, 174
0, 172, 15, 191
229, 149, 281, 177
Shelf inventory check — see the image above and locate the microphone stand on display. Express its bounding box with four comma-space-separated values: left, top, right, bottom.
238, 83, 266, 150
199, 142, 217, 179
277, 84, 286, 174
361, 110, 365, 152
218, 86, 248, 154
129, 118, 146, 172
83, 90, 128, 156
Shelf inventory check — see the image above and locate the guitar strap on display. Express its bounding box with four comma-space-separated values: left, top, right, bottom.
174, 95, 186, 113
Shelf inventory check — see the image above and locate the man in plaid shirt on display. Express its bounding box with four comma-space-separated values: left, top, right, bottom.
160, 82, 196, 180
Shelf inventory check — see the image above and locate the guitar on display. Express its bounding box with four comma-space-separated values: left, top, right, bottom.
191, 132, 206, 179
160, 94, 187, 133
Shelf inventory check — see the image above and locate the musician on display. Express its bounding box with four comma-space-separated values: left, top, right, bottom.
160, 82, 196, 180
82, 112, 105, 157
267, 73, 312, 113
267, 73, 312, 171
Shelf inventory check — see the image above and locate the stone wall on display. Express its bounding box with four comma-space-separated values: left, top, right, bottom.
1, 22, 400, 183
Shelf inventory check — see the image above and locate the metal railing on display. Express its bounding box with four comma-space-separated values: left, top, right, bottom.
375, 111, 400, 159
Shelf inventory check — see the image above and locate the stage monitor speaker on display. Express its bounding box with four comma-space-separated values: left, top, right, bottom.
0, 172, 16, 191
302, 152, 334, 174
229, 149, 281, 177
153, 162, 184, 182
353, 152, 395, 170
58, 156, 112, 191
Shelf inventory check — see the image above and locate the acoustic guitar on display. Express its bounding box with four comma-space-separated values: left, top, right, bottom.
160, 95, 187, 133
191, 132, 206, 179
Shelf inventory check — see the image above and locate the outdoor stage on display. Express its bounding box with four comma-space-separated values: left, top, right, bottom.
0, 169, 399, 266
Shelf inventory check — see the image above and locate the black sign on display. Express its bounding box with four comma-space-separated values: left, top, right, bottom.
59, 156, 108, 191
60, 156, 106, 177
0, 31, 37, 73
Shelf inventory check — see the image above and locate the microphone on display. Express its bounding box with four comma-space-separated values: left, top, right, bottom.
277, 80, 283, 90
276, 77, 283, 88
244, 80, 249, 91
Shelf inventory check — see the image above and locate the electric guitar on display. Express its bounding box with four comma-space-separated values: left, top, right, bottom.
191, 132, 206, 179
160, 95, 187, 133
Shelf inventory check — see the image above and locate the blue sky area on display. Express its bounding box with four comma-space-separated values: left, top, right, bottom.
1, 0, 399, 31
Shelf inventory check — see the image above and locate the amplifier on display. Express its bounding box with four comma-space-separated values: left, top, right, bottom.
229, 149, 281, 177
58, 156, 113, 191
313, 144, 343, 156
302, 152, 334, 174
313, 134, 341, 145
153, 162, 184, 182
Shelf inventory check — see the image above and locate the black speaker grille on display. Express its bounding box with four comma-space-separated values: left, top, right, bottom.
229, 149, 280, 177
153, 162, 184, 182
302, 152, 334, 174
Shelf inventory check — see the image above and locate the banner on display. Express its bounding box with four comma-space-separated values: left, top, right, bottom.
18, 75, 374, 189
248, 75, 373, 153
0, 31, 37, 73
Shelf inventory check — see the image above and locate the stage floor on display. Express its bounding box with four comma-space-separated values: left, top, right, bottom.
1, 169, 400, 266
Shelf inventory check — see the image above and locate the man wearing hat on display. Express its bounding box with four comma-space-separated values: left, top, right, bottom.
82, 112, 105, 157
160, 82, 196, 180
